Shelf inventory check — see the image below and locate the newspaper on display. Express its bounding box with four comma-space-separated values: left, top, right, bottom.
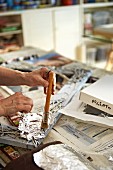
50, 90, 113, 169
0, 64, 113, 169
49, 112, 113, 169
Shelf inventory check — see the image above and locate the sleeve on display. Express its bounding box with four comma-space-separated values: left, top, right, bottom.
4, 141, 62, 170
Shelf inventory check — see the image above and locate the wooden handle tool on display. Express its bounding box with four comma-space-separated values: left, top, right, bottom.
41, 71, 54, 129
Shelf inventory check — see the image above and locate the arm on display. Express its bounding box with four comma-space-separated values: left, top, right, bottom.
0, 66, 49, 87
0, 67, 54, 117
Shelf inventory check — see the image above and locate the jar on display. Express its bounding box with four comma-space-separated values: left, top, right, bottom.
61, 0, 73, 5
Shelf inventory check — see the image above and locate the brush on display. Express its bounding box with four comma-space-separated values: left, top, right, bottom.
41, 71, 54, 129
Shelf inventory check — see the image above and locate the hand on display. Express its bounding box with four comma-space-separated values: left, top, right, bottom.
0, 92, 33, 117
24, 67, 55, 94
44, 70, 55, 95
24, 67, 49, 87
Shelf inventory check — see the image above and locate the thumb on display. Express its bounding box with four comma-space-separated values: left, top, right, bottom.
39, 77, 49, 87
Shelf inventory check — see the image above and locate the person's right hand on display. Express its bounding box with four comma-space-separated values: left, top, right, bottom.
0, 92, 33, 117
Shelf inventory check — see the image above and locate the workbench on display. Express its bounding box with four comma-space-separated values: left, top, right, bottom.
0, 47, 113, 169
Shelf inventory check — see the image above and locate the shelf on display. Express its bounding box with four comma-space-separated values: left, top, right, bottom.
0, 11, 22, 17
83, 2, 113, 8
83, 34, 113, 44
0, 30, 22, 37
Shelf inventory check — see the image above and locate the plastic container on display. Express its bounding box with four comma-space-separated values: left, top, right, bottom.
86, 48, 97, 66
0, 0, 6, 4
6, 0, 13, 9
0, 3, 7, 11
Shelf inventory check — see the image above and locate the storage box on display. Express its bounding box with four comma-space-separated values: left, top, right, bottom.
79, 75, 113, 115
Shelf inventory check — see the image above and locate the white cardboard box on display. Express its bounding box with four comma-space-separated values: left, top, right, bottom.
79, 75, 113, 115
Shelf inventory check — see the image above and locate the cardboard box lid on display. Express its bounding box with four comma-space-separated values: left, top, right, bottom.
79, 75, 113, 114
81, 75, 113, 103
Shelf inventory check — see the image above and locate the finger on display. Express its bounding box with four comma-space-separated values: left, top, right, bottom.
4, 106, 18, 117
7, 112, 19, 117
52, 73, 56, 95
40, 67, 49, 79
16, 104, 32, 113
12, 94, 33, 106
22, 98, 33, 107
44, 87, 47, 94
45, 70, 51, 80
38, 76, 49, 87
41, 68, 52, 81
52, 83, 55, 95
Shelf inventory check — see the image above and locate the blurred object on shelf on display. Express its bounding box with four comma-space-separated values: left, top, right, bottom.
5, 45, 20, 52
0, 45, 20, 54
40, 0, 47, 4
95, 44, 110, 62
21, 0, 39, 9
87, 24, 113, 71
76, 43, 86, 63
0, 0, 79, 10
6, 0, 14, 9
0, 23, 21, 33
13, 0, 21, 10
34, 0, 41, 7
55, 0, 61, 5
0, 19, 7, 28
0, 2, 7, 11
92, 11, 111, 28
0, 0, 6, 3
0, 0, 7, 11
0, 17, 21, 33
0, 14, 23, 49
61, 0, 73, 5
86, 47, 97, 66
1, 27, 18, 32
84, 0, 95, 3
84, 13, 93, 35
48, 0, 57, 6
0, 36, 20, 54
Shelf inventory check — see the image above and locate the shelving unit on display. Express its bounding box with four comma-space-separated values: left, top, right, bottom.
0, 6, 80, 59
21, 6, 80, 60
82, 2, 113, 36
80, 1, 113, 68
0, 12, 23, 53
0, 3, 113, 62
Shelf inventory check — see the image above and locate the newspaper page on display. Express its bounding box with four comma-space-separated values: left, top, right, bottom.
53, 91, 113, 169
0, 65, 113, 169
52, 112, 113, 169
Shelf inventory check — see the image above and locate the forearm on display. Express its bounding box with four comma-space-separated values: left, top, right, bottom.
0, 102, 5, 116
0, 66, 49, 87
0, 66, 27, 86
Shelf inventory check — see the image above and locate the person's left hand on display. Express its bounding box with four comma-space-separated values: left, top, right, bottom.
0, 92, 33, 117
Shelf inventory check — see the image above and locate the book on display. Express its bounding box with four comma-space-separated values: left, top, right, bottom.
0, 158, 6, 168
0, 149, 11, 164
79, 75, 113, 115
2, 145, 20, 160
0, 144, 21, 164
